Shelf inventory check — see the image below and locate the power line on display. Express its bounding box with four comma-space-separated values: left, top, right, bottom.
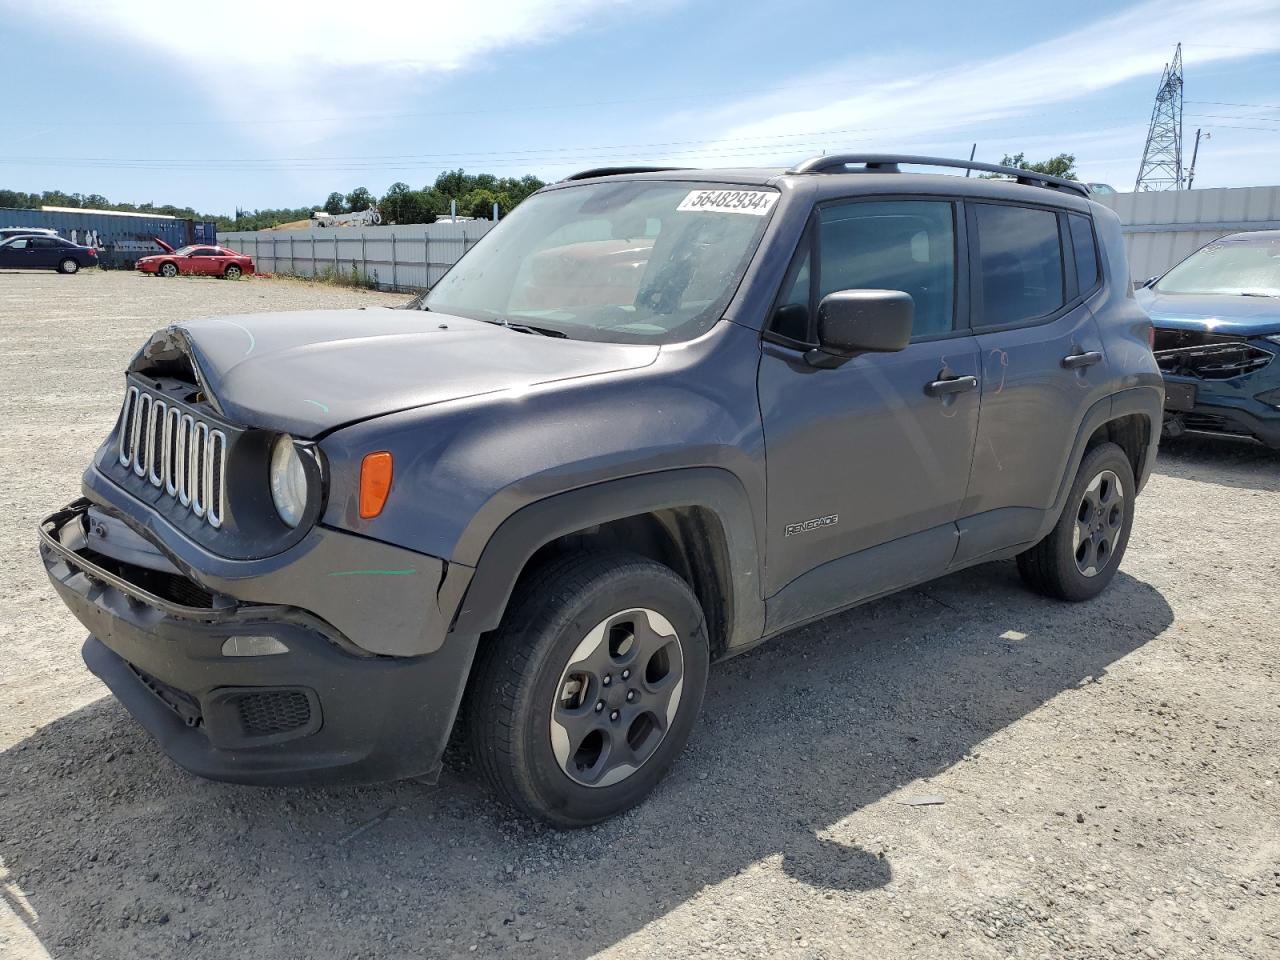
1186, 99, 1280, 110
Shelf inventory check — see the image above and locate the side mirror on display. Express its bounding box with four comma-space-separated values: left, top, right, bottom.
809, 289, 913, 365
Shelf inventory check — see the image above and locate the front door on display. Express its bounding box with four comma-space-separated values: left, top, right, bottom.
956, 203, 1113, 563
188, 248, 218, 275
758, 198, 981, 625
0, 238, 37, 268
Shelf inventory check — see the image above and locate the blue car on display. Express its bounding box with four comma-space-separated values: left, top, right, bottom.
0, 234, 99, 274
1138, 230, 1280, 449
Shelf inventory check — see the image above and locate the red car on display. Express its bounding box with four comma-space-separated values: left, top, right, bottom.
137, 243, 254, 280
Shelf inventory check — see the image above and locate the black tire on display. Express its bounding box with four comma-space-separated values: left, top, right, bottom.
224, 264, 242, 280
159, 262, 178, 278
1017, 441, 1136, 601
58, 258, 79, 274
467, 551, 709, 827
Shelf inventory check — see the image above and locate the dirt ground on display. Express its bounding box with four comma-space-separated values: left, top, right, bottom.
1, 269, 1277, 960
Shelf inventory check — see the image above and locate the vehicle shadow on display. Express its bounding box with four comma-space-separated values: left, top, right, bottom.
0, 561, 1172, 960
1154, 433, 1280, 492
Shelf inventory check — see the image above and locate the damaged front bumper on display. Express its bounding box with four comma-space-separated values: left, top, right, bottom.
1155, 333, 1280, 449
39, 500, 480, 785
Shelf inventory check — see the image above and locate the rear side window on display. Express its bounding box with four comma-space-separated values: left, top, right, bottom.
974, 204, 1064, 327
1068, 214, 1100, 293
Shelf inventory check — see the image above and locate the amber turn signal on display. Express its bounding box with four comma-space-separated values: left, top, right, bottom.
359, 451, 393, 519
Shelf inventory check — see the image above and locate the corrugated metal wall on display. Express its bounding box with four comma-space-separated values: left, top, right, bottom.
217, 221, 496, 292
1094, 186, 1280, 283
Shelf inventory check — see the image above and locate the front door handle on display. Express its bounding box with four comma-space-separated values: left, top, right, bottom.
1062, 350, 1103, 369
924, 374, 978, 397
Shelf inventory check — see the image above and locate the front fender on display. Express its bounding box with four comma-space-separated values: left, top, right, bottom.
450, 467, 765, 648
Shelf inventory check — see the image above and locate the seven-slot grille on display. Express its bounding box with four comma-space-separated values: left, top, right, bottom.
117, 385, 227, 528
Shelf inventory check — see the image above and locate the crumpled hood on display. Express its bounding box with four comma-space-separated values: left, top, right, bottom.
1137, 289, 1280, 337
139, 308, 658, 436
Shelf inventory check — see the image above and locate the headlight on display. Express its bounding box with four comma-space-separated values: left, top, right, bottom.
269, 434, 309, 528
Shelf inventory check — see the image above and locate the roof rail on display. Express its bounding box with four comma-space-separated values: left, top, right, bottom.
786, 154, 1091, 198
562, 166, 691, 182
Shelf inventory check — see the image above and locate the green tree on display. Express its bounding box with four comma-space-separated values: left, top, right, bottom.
323, 192, 346, 215
345, 187, 375, 212
984, 152, 1078, 180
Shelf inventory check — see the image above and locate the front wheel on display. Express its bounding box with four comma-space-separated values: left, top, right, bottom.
467, 551, 709, 827
224, 264, 242, 280
1017, 441, 1136, 601
58, 258, 79, 274
159, 262, 179, 278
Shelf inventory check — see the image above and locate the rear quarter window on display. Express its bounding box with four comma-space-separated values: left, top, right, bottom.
1068, 214, 1100, 294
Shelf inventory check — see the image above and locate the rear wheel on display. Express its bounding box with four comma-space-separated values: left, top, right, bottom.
159, 262, 178, 278
467, 551, 709, 827
1017, 441, 1135, 601
58, 258, 79, 274
224, 264, 242, 280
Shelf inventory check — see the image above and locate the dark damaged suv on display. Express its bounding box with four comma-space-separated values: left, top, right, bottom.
40, 155, 1163, 825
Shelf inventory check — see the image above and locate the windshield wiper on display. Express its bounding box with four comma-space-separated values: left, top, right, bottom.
1239, 291, 1277, 298
505, 322, 568, 338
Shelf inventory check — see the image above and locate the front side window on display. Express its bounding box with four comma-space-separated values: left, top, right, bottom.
424, 181, 777, 344
769, 199, 956, 341
1155, 236, 1280, 297
974, 203, 1065, 326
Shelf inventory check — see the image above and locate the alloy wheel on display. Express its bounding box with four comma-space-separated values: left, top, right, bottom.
1073, 468, 1125, 577
549, 608, 684, 788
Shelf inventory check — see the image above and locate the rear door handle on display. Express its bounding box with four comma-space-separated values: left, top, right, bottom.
1062, 350, 1103, 369
924, 375, 978, 397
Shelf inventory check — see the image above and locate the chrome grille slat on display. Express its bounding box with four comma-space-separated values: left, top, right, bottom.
164, 406, 182, 496
207, 431, 227, 528
115, 385, 227, 529
191, 421, 209, 518
131, 393, 152, 477
118, 386, 139, 467
148, 400, 167, 487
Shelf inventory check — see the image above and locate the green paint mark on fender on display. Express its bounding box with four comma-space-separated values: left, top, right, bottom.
302, 399, 331, 413
328, 568, 417, 577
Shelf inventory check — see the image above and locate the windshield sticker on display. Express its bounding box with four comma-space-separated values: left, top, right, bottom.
677, 189, 778, 216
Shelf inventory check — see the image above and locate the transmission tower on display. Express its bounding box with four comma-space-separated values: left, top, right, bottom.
1135, 43, 1184, 191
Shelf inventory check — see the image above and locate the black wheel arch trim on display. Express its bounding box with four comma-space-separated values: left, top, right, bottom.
1036, 385, 1162, 543
451, 467, 765, 652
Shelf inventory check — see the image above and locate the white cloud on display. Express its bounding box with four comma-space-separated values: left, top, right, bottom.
1, 0, 649, 144
664, 0, 1280, 170
59, 0, 635, 74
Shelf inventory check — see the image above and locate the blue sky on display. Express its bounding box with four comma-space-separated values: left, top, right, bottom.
1, 0, 1278, 214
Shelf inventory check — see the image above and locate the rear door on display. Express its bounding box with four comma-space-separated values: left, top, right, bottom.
956, 201, 1111, 563
758, 197, 981, 612
33, 237, 66, 268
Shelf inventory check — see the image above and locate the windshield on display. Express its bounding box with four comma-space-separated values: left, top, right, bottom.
424, 181, 778, 343
172, 245, 198, 256
1156, 236, 1280, 297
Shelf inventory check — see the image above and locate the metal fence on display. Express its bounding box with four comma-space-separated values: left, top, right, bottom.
217, 221, 496, 292
1095, 185, 1280, 283
223, 187, 1280, 291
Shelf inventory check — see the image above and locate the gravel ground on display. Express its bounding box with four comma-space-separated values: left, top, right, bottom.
1, 269, 1278, 960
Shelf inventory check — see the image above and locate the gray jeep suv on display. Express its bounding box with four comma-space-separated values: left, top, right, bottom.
40, 155, 1163, 826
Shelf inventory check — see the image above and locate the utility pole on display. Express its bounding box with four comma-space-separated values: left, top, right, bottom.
1135, 43, 1184, 191
965, 143, 977, 176
1186, 128, 1209, 189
